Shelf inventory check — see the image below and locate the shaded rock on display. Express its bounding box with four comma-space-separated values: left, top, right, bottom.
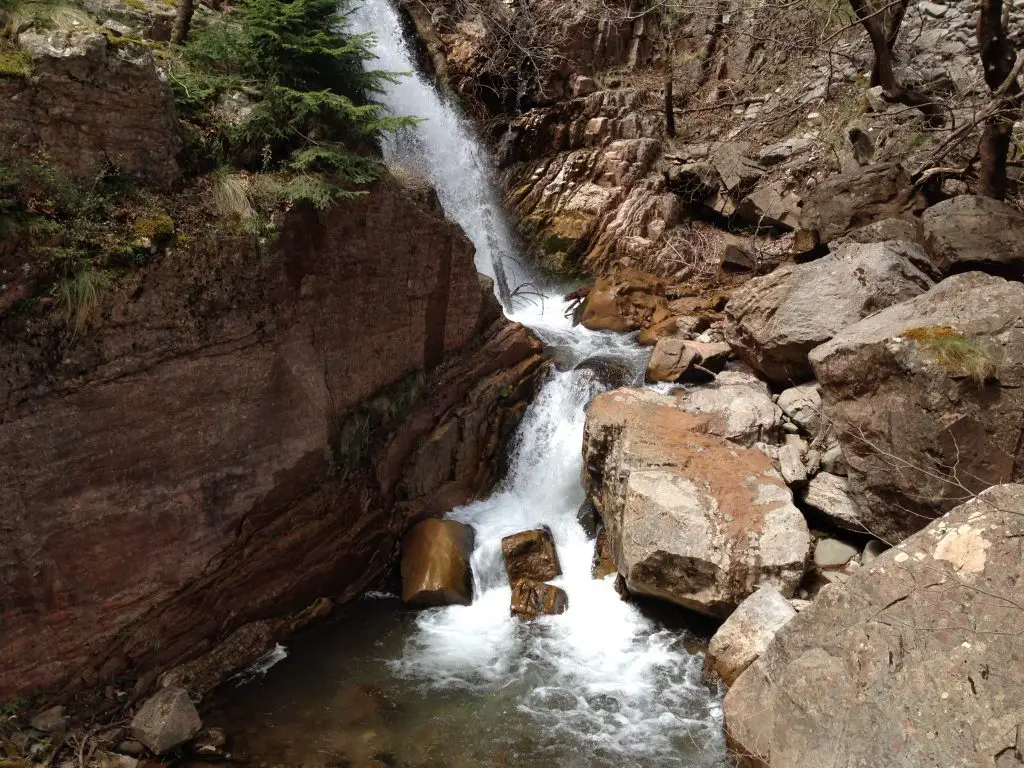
583, 388, 810, 617
678, 369, 782, 447
834, 216, 922, 246
860, 538, 888, 564
502, 527, 561, 584
712, 141, 764, 193
724, 484, 1024, 768
720, 235, 757, 272
401, 519, 475, 607
820, 440, 848, 476
736, 183, 802, 231
576, 499, 599, 537
665, 161, 721, 202
707, 586, 796, 685
813, 538, 858, 569
726, 241, 935, 384
130, 686, 202, 755
758, 137, 813, 166
801, 472, 863, 531
809, 272, 1024, 541
800, 163, 926, 244
592, 528, 617, 578
579, 270, 668, 332
637, 315, 709, 346
777, 383, 821, 437
646, 338, 730, 383
922, 195, 1024, 277
573, 355, 635, 389
189, 728, 229, 760
29, 705, 66, 734
510, 579, 568, 617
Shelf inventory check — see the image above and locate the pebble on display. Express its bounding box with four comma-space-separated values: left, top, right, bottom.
814, 538, 859, 569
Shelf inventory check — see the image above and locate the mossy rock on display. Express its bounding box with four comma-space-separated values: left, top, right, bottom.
134, 211, 175, 242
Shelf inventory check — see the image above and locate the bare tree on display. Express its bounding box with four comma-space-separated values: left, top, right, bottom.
171, 0, 195, 45
977, 0, 1022, 199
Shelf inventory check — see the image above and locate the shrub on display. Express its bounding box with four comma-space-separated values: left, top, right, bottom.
170, 0, 414, 206
134, 211, 175, 242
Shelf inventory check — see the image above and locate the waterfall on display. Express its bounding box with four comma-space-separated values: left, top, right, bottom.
347, 2, 727, 765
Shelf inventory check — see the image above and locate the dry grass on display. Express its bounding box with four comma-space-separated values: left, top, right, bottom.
212, 170, 256, 221
647, 221, 725, 282
902, 326, 998, 386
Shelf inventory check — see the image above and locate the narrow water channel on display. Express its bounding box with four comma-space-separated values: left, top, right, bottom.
206, 2, 728, 764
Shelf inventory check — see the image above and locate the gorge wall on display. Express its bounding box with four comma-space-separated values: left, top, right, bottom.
0, 178, 543, 700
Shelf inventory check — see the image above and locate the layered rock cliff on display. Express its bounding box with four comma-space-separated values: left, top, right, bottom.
0, 179, 543, 700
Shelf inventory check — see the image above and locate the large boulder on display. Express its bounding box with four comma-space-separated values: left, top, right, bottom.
501, 527, 561, 584
707, 586, 796, 686
130, 686, 202, 755
809, 272, 1024, 541
645, 339, 731, 383
579, 270, 669, 332
800, 162, 926, 244
583, 388, 810, 617
726, 241, 935, 384
400, 519, 475, 607
922, 195, 1024, 278
676, 369, 782, 447
724, 484, 1024, 767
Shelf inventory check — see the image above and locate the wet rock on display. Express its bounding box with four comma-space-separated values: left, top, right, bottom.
573, 355, 635, 389
583, 388, 810, 617
724, 484, 1024, 767
801, 472, 863, 531
922, 195, 1024, 277
637, 315, 709, 346
726, 241, 935, 384
130, 686, 202, 755
29, 705, 67, 734
401, 519, 475, 607
189, 728, 229, 760
576, 499, 599, 537
592, 528, 617, 578
579, 270, 669, 332
777, 383, 821, 437
800, 162, 926, 244
510, 579, 568, 617
809, 272, 1024, 541
502, 527, 561, 584
678, 369, 782, 447
813, 538, 858, 569
707, 586, 796, 686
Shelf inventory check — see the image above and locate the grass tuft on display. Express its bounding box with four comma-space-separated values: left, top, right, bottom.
902, 326, 998, 386
56, 266, 110, 333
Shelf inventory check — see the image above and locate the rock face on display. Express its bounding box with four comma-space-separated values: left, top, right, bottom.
400, 519, 475, 607
809, 272, 1024, 541
583, 388, 810, 617
510, 579, 569, 618
799, 163, 926, 244
2, 31, 180, 187
0, 181, 544, 699
130, 686, 202, 755
922, 195, 1024, 277
501, 527, 562, 584
706, 586, 796, 686
726, 241, 935, 384
724, 484, 1024, 768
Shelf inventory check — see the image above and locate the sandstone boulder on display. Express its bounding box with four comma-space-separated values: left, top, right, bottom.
400, 519, 475, 607
579, 270, 669, 332
510, 579, 568, 618
726, 241, 935, 384
645, 339, 731, 383
922, 194, 1024, 278
502, 527, 561, 584
724, 484, 1024, 767
637, 315, 708, 346
583, 388, 810, 617
707, 586, 796, 686
130, 686, 202, 755
677, 369, 782, 447
800, 162, 926, 244
809, 272, 1024, 541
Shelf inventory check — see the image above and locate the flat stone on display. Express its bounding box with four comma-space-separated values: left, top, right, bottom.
813, 538, 858, 569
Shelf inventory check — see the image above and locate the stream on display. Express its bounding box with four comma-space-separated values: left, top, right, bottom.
205, 1, 728, 764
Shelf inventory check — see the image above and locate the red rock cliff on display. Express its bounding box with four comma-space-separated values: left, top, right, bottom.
0, 180, 543, 700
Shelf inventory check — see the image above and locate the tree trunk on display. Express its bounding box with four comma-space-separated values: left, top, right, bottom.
664, 75, 676, 138
977, 0, 1020, 199
171, 0, 195, 44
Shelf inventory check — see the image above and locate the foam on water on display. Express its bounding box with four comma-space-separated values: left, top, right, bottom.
345, 2, 727, 763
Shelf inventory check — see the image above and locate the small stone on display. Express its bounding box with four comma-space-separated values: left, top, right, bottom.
814, 538, 859, 569
777, 383, 822, 436
30, 705, 67, 734
130, 686, 202, 755
789, 598, 813, 612
116, 741, 146, 757
510, 579, 568, 618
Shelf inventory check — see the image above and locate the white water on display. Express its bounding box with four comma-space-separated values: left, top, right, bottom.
349, 2, 727, 764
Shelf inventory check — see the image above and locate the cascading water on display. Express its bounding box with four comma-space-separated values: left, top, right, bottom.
209, 2, 727, 764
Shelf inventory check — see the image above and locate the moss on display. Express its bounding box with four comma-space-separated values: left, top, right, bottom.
0, 50, 32, 77
133, 211, 174, 242
122, 0, 147, 10
902, 326, 998, 386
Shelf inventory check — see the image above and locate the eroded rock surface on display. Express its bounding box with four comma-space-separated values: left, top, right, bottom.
583, 388, 809, 617
725, 484, 1024, 768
